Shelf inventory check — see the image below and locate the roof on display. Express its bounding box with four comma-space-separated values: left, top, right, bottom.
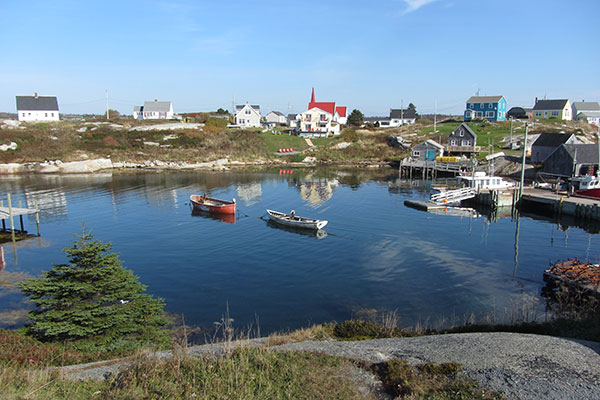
573, 102, 600, 112
452, 123, 477, 138
268, 111, 285, 117
287, 113, 299, 120
466, 96, 504, 104
562, 144, 600, 164
133, 106, 142, 112
236, 104, 260, 111
389, 108, 417, 119
415, 139, 444, 150
306, 106, 333, 115
577, 110, 600, 118
335, 106, 347, 118
308, 101, 336, 115
532, 132, 576, 148
143, 101, 172, 112
16, 95, 59, 111
533, 99, 569, 110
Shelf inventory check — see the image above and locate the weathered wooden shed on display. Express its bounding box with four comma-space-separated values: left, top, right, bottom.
542, 143, 599, 177
530, 132, 579, 163
412, 140, 444, 161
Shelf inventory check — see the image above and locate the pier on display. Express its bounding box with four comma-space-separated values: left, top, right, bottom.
520, 188, 600, 221
0, 193, 41, 243
399, 159, 473, 179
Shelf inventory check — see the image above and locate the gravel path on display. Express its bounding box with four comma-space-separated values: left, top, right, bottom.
60, 332, 600, 400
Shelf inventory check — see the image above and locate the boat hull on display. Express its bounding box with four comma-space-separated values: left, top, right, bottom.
190, 195, 236, 215
575, 188, 600, 198
266, 209, 327, 230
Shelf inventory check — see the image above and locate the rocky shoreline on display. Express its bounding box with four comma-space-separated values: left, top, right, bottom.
0, 157, 393, 174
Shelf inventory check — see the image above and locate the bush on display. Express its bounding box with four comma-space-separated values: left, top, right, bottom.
333, 320, 387, 339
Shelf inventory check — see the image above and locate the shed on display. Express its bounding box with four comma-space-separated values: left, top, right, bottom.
541, 144, 599, 177
447, 123, 479, 156
530, 132, 579, 163
412, 140, 444, 161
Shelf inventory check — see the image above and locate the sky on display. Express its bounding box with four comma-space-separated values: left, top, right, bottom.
1, 0, 599, 116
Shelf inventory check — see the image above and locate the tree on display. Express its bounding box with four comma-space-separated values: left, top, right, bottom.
347, 109, 364, 127
104, 109, 120, 120
216, 108, 230, 115
19, 230, 168, 352
408, 103, 419, 119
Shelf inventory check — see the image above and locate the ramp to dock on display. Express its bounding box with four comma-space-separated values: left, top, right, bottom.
430, 187, 476, 205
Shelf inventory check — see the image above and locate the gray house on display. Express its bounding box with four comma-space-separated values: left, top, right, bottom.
412, 139, 444, 161
447, 123, 478, 156
16, 94, 59, 122
572, 101, 600, 117
541, 144, 599, 177
530, 132, 579, 163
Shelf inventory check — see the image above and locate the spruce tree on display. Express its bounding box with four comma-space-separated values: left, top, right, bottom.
19, 230, 168, 352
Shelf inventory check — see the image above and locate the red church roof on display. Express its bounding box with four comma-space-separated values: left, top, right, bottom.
335, 106, 347, 117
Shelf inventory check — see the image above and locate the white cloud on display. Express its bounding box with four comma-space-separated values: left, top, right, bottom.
401, 0, 439, 14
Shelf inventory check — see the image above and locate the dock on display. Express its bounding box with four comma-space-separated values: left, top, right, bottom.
520, 188, 600, 221
399, 159, 473, 178
0, 193, 41, 242
404, 199, 457, 211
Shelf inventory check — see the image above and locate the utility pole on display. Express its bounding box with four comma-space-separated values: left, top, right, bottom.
518, 122, 529, 200
231, 94, 235, 116
433, 100, 437, 133
509, 117, 513, 148
105, 90, 109, 120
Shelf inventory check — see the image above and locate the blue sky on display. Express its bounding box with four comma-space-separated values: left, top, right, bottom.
1, 0, 599, 116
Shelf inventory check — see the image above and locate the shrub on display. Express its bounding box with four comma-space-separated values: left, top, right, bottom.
333, 320, 387, 339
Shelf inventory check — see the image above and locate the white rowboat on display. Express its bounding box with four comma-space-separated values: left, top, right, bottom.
266, 209, 328, 230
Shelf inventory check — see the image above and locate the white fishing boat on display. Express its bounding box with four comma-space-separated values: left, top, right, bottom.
457, 171, 515, 190
266, 209, 328, 230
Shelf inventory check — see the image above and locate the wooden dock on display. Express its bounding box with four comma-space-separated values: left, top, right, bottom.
520, 188, 600, 221
0, 193, 41, 241
404, 199, 453, 211
399, 159, 473, 178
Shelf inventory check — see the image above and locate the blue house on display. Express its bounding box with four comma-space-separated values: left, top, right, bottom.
464, 95, 507, 122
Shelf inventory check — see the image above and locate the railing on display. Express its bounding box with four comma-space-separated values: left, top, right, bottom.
447, 145, 481, 153
430, 187, 477, 204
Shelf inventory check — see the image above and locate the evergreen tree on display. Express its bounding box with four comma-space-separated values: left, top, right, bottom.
408, 103, 419, 119
347, 109, 364, 127
19, 231, 168, 352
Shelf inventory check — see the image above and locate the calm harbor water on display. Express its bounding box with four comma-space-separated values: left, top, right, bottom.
1, 169, 599, 335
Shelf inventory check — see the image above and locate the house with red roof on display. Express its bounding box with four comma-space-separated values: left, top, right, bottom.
299, 88, 347, 135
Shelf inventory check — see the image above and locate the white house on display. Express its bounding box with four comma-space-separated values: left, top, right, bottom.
287, 113, 300, 128
235, 104, 261, 128
572, 101, 600, 125
364, 108, 416, 127
298, 107, 340, 135
133, 100, 174, 119
16, 93, 59, 122
266, 111, 287, 125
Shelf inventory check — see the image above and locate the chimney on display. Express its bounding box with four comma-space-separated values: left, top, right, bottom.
535, 97, 538, 105
34, 92, 38, 99
154, 99, 158, 102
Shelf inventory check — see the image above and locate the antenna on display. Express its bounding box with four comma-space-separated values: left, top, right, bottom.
476, 88, 481, 96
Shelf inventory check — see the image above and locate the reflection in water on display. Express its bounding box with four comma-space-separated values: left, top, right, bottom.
265, 220, 327, 239
236, 183, 262, 206
297, 176, 339, 206
191, 209, 236, 224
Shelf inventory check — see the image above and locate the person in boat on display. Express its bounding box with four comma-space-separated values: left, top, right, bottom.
290, 210, 296, 220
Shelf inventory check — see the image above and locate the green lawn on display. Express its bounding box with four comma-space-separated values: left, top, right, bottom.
258, 132, 309, 154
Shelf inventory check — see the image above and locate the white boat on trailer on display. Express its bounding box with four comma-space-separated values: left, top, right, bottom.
266, 209, 328, 230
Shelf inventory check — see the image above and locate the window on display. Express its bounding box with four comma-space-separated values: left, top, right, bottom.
462, 140, 471, 146
45, 113, 48, 117
22, 113, 25, 117
413, 151, 421, 157
489, 103, 493, 109
245, 109, 251, 115
485, 111, 495, 118
551, 111, 559, 116
320, 114, 327, 121
480, 103, 484, 108
459, 130, 464, 137
535, 111, 542, 116
305, 124, 311, 131
475, 111, 483, 118
465, 110, 472, 118
305, 114, 311, 122
450, 139, 458, 146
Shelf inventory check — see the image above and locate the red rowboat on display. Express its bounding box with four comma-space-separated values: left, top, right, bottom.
190, 194, 236, 215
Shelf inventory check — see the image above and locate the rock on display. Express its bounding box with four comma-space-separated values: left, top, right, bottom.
335, 142, 351, 149
2, 120, 20, 129
129, 123, 204, 132
143, 141, 160, 146
76, 127, 87, 133
0, 142, 17, 151
302, 156, 317, 164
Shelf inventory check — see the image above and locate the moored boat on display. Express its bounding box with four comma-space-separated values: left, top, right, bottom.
571, 175, 600, 198
266, 209, 327, 230
190, 194, 236, 215
457, 171, 515, 190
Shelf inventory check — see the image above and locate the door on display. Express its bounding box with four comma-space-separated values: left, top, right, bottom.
425, 150, 436, 161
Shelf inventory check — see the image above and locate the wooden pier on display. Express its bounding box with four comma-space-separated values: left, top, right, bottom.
0, 193, 41, 242
399, 159, 473, 179
520, 188, 600, 221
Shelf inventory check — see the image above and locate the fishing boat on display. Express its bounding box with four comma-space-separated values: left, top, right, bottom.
266, 209, 328, 230
572, 175, 600, 198
190, 194, 236, 215
457, 172, 515, 190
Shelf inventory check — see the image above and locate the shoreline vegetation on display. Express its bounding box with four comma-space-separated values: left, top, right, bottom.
2, 117, 599, 398
1, 116, 597, 175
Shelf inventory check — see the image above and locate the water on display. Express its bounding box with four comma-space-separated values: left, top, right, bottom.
1, 169, 599, 335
